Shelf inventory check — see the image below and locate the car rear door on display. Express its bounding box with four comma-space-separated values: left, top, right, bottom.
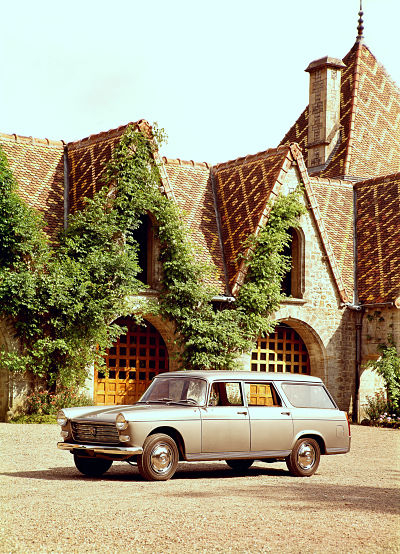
244, 381, 294, 452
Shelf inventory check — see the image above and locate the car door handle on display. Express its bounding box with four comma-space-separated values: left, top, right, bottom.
237, 411, 248, 415
281, 411, 291, 416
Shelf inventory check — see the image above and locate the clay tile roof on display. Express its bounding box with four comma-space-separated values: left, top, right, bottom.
67, 120, 151, 213
213, 145, 292, 293
0, 132, 65, 239
356, 172, 400, 304
309, 177, 354, 299
162, 158, 225, 292
280, 42, 400, 180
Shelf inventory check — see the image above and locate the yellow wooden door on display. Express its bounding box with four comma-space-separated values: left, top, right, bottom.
251, 324, 310, 374
95, 318, 168, 405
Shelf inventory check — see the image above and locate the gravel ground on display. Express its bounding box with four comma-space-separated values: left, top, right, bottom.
0, 423, 399, 554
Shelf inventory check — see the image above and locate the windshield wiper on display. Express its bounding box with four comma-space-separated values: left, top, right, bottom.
137, 398, 199, 406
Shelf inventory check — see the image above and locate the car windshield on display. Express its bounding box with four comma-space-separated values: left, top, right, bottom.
138, 377, 207, 406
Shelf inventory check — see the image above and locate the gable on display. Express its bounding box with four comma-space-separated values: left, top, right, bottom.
67, 121, 150, 213
213, 146, 292, 293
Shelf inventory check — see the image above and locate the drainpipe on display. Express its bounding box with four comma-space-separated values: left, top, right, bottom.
352, 185, 361, 422
63, 145, 69, 230
354, 309, 364, 423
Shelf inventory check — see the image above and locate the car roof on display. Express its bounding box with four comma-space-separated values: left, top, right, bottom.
154, 370, 323, 384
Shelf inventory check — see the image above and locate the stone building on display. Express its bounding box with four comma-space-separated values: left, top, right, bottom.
0, 13, 399, 421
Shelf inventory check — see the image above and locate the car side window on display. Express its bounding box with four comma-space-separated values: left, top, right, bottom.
244, 382, 282, 407
208, 382, 243, 406
281, 383, 336, 408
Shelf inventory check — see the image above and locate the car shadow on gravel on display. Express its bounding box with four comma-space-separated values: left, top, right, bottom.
2, 466, 398, 516
0, 463, 287, 482
166, 481, 400, 515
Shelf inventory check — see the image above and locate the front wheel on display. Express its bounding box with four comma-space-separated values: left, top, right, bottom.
73, 453, 113, 477
286, 438, 320, 477
137, 433, 179, 481
226, 459, 254, 471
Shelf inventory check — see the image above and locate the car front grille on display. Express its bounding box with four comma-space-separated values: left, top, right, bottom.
71, 422, 120, 445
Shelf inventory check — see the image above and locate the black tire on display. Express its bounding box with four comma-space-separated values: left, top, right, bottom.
286, 438, 320, 477
225, 459, 254, 471
73, 453, 113, 477
137, 433, 179, 481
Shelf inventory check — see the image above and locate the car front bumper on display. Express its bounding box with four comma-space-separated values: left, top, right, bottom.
57, 442, 143, 457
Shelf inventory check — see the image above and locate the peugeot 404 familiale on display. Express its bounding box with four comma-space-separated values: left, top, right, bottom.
57, 371, 351, 480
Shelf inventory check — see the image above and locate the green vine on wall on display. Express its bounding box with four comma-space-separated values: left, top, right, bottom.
0, 125, 305, 388
367, 335, 400, 412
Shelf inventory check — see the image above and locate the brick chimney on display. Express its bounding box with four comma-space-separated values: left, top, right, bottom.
305, 56, 346, 170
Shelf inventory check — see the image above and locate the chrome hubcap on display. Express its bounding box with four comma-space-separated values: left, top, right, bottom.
150, 443, 173, 474
297, 442, 316, 470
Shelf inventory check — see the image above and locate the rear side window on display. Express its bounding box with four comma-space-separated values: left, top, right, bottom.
244, 383, 281, 407
281, 384, 336, 409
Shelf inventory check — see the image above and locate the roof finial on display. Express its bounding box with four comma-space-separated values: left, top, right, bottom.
356, 0, 364, 42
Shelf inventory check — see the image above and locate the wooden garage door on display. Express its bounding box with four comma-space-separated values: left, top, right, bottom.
95, 318, 168, 405
251, 324, 310, 374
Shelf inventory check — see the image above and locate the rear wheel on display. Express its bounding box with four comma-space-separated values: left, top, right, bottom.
286, 438, 320, 477
137, 433, 179, 481
73, 453, 113, 477
225, 459, 254, 471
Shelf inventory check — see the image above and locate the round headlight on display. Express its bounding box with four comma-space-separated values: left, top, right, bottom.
116, 413, 128, 431
57, 410, 68, 426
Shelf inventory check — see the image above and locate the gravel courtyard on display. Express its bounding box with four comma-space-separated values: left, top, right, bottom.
0, 423, 399, 553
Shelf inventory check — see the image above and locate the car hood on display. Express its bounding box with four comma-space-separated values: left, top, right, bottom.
66, 403, 200, 423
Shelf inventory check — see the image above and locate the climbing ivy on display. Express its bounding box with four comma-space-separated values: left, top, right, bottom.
0, 125, 305, 388
367, 336, 400, 412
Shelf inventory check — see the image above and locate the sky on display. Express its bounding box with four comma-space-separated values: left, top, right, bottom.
1, 0, 399, 164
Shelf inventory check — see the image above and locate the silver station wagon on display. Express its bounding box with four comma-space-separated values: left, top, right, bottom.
57, 371, 351, 480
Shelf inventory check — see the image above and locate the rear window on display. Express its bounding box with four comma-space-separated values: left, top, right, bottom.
281, 383, 336, 409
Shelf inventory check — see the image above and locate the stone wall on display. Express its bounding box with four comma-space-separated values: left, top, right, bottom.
359, 306, 400, 417
271, 202, 356, 412
0, 317, 33, 421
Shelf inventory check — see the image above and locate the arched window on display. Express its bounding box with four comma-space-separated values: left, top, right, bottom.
129, 213, 162, 289
280, 227, 304, 298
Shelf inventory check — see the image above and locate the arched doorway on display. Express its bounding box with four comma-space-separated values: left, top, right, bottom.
251, 323, 310, 374
94, 317, 169, 405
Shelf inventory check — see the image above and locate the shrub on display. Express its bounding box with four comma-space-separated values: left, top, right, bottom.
364, 390, 400, 428
25, 387, 93, 416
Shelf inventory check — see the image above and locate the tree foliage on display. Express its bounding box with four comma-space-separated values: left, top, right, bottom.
0, 126, 305, 387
